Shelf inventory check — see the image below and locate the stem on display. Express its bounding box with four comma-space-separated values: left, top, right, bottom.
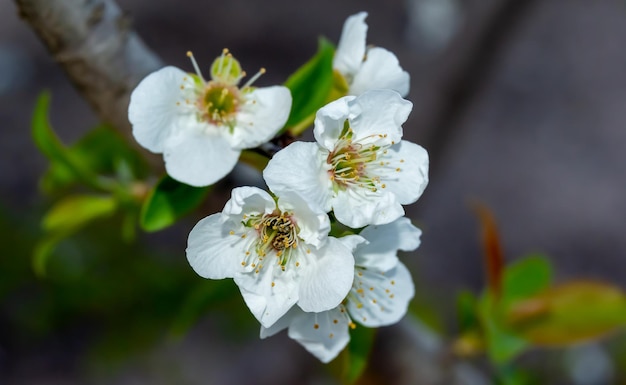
15, 0, 163, 137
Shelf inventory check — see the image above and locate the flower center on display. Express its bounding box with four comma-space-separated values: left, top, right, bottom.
240, 211, 300, 273
259, 214, 298, 252
183, 49, 266, 130
200, 82, 241, 126
327, 122, 387, 192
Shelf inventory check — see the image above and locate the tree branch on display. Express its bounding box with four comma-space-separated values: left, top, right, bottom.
15, 0, 162, 135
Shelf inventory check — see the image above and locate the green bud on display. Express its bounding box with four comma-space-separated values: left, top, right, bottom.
211, 50, 243, 84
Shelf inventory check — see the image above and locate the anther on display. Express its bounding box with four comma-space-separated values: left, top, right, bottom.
186, 51, 206, 83
242, 67, 266, 89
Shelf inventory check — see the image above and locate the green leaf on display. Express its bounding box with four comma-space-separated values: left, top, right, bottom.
33, 233, 66, 277
42, 195, 117, 233
284, 38, 335, 134
507, 281, 626, 346
32, 92, 114, 192
503, 255, 552, 305
457, 290, 479, 332
475, 255, 552, 364
35, 195, 116, 276
341, 326, 376, 384
140, 175, 211, 232
495, 365, 534, 385
479, 293, 529, 364
41, 125, 149, 194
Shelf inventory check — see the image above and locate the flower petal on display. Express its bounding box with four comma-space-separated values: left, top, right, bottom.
229, 86, 293, 149
186, 213, 244, 279
223, 186, 276, 217
333, 12, 368, 79
349, 90, 412, 145
260, 306, 300, 339
347, 262, 414, 327
313, 96, 355, 151
356, 217, 422, 272
350, 47, 410, 97
338, 234, 367, 253
332, 188, 404, 228
276, 190, 330, 249
287, 307, 350, 363
297, 237, 355, 313
128, 66, 188, 153
264, 141, 333, 214
236, 266, 300, 328
383, 141, 429, 204
162, 123, 240, 187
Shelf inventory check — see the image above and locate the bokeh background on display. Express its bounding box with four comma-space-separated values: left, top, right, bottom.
2, 0, 626, 384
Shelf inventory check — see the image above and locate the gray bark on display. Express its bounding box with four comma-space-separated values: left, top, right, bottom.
15, 0, 162, 135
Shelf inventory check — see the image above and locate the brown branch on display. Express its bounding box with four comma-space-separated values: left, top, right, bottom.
15, 0, 163, 135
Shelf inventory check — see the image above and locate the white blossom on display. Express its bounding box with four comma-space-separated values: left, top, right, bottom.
186, 186, 355, 328
264, 90, 429, 228
261, 218, 421, 363
128, 50, 292, 186
334, 12, 410, 96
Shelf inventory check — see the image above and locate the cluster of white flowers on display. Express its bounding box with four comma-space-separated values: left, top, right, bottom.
129, 12, 428, 363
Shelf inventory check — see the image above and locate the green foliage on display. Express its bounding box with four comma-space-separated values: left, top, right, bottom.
508, 281, 626, 346
494, 365, 534, 385
477, 255, 552, 364
41, 125, 149, 194
34, 195, 118, 276
502, 255, 552, 305
31, 92, 151, 275
457, 253, 626, 369
284, 38, 335, 134
42, 195, 117, 233
341, 326, 376, 384
140, 175, 211, 232
457, 290, 480, 333
32, 92, 113, 192
479, 293, 530, 365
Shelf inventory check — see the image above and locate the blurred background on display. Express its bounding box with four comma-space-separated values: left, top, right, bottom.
2, 0, 626, 384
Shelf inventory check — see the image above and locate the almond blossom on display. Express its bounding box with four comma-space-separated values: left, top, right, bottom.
261, 217, 421, 363
186, 186, 355, 328
264, 89, 429, 228
334, 12, 410, 97
128, 50, 292, 186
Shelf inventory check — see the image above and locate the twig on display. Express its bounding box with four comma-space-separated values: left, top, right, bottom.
15, 0, 163, 136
